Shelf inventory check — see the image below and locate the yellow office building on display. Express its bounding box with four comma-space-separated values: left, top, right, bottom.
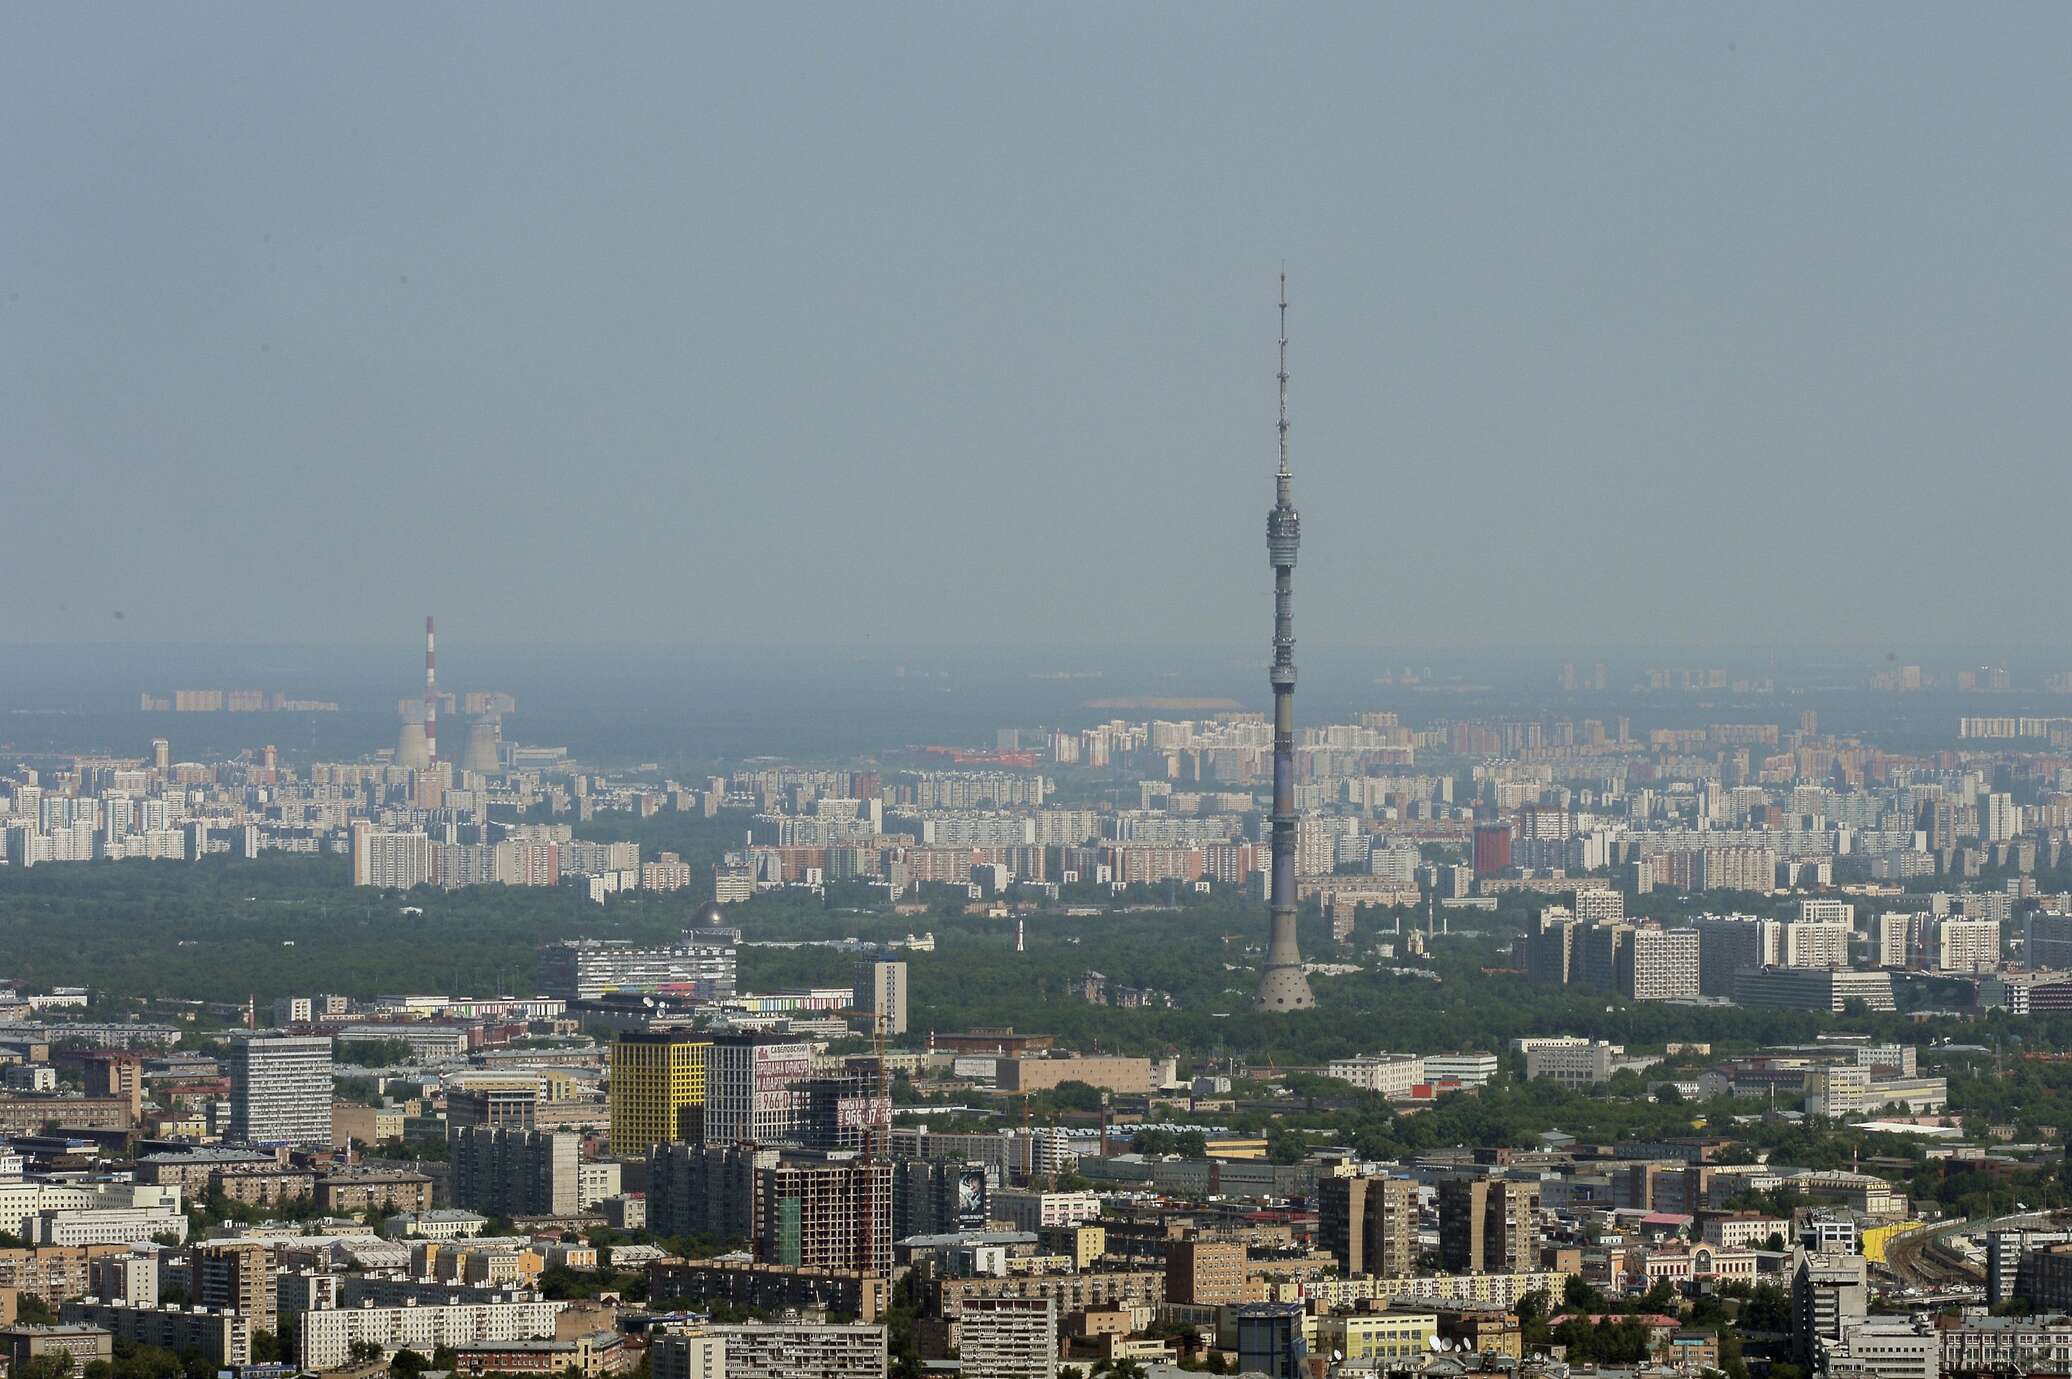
608, 1030, 709, 1154
1317, 1311, 1438, 1366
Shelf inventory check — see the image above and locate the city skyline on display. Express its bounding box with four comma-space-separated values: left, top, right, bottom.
12, 9, 2072, 1377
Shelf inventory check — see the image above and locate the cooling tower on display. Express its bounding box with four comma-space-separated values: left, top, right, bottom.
459, 718, 502, 776
394, 720, 432, 770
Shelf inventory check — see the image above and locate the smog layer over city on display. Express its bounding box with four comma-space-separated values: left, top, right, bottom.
4, 8, 2072, 1379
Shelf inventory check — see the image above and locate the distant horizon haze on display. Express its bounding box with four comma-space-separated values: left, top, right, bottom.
6, 6, 2069, 649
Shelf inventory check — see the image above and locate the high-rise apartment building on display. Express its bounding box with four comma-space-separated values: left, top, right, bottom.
1574, 888, 1625, 922
711, 864, 756, 904
696, 1323, 887, 1379
756, 1153, 893, 1276
1574, 922, 1631, 991
1982, 792, 2020, 844
702, 1032, 813, 1146
228, 1033, 333, 1147
1876, 912, 1916, 968
892, 1157, 991, 1238
608, 1030, 709, 1155
958, 1296, 1057, 1379
193, 1241, 274, 1333
350, 823, 432, 889
1933, 917, 2000, 974
1525, 911, 1577, 985
647, 1141, 774, 1242
1438, 1178, 1540, 1275
1783, 920, 1852, 970
450, 1127, 580, 1218
651, 1143, 898, 1277
1165, 1241, 1250, 1306
1695, 915, 1782, 996
1791, 1249, 1869, 1365
1471, 822, 1513, 876
851, 959, 908, 1037
1620, 926, 1700, 1001
1318, 1174, 1416, 1277
2030, 913, 2072, 970
1692, 846, 1778, 894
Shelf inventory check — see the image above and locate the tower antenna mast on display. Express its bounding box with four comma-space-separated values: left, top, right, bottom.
1256, 273, 1316, 1012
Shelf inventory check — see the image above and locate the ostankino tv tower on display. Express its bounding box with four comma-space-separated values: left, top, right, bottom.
1255, 275, 1317, 1013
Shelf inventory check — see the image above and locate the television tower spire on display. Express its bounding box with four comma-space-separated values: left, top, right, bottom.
1256, 273, 1316, 1013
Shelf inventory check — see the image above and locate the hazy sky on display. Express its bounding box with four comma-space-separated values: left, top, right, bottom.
5, 5, 2068, 654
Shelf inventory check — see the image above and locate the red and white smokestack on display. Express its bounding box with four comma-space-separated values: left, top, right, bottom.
424, 615, 438, 762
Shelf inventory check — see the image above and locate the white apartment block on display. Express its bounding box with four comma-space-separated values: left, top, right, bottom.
1798, 899, 1857, 927
1422, 1053, 1501, 1087
229, 1033, 334, 1146
1694, 846, 1778, 893
0, 1182, 182, 1239
1982, 793, 2020, 844
1525, 1041, 1622, 1088
297, 1299, 563, 1371
1575, 888, 1625, 922
1784, 921, 1852, 970
350, 824, 432, 888
1933, 917, 1999, 974
29, 1206, 189, 1246
1627, 927, 1700, 1001
698, 1323, 888, 1379
712, 864, 756, 903
990, 1190, 1101, 1231
647, 1332, 727, 1379
1830, 1320, 1937, 1379
1326, 1054, 1427, 1099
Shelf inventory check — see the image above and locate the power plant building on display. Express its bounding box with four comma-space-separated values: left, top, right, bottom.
459, 718, 502, 775
393, 720, 432, 771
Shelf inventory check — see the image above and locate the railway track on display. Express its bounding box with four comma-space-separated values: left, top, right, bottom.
1883, 1218, 1985, 1291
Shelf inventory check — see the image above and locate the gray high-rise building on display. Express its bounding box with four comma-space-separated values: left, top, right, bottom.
1438, 1176, 1540, 1275
450, 1127, 580, 1219
1255, 277, 1315, 1013
851, 959, 907, 1037
1791, 1248, 1868, 1364
702, 1032, 813, 1146
1317, 1174, 1416, 1277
